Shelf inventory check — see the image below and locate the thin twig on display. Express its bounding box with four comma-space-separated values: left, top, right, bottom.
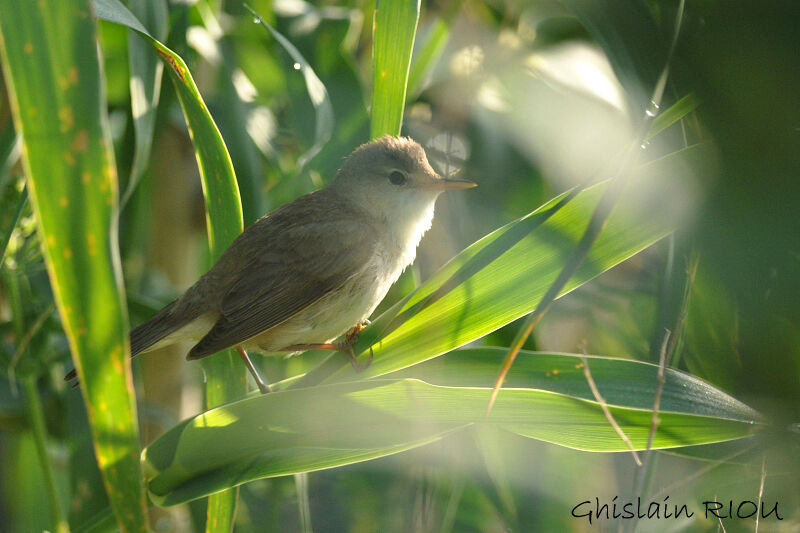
580, 356, 642, 466
646, 329, 671, 453
625, 328, 671, 532
665, 250, 699, 370
755, 455, 766, 533
713, 495, 728, 533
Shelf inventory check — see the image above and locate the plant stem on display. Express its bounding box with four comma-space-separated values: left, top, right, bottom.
23, 376, 69, 533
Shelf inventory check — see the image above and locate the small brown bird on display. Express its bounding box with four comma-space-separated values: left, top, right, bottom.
66, 135, 475, 392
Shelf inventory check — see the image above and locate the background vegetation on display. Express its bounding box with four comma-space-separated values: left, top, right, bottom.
1, 0, 798, 532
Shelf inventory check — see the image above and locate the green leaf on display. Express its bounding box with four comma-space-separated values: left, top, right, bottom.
94, 0, 247, 528
407, 17, 450, 98
0, 187, 26, 264
144, 380, 461, 506
73, 508, 116, 533
67, 392, 113, 529
371, 0, 421, 138
143, 359, 759, 505
645, 92, 700, 141
388, 348, 761, 422
0, 1, 147, 531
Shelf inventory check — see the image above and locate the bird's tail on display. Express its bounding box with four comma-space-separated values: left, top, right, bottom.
64, 299, 181, 382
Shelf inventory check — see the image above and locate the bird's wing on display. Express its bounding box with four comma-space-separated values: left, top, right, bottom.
187, 196, 377, 359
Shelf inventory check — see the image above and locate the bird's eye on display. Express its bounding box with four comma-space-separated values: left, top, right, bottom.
388, 170, 407, 186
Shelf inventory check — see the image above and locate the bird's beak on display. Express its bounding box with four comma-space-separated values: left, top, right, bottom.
418, 177, 477, 191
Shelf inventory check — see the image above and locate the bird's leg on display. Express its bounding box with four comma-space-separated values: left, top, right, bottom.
344, 321, 366, 344
281, 321, 373, 372
236, 347, 271, 394
340, 321, 373, 371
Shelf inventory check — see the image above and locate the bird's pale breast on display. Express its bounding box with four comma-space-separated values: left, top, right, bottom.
244, 239, 406, 352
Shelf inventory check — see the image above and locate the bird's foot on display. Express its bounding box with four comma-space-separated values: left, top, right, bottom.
344, 321, 368, 344
341, 344, 373, 372
338, 322, 372, 371
281, 321, 373, 371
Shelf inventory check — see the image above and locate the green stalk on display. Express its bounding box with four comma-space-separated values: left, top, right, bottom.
23, 377, 69, 533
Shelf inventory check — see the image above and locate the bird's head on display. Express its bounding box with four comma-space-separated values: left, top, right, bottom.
330, 135, 475, 231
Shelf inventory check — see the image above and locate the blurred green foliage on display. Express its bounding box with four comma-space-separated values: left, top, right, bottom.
1, 0, 798, 531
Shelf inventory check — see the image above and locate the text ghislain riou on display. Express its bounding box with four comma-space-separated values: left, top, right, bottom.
572, 497, 782, 525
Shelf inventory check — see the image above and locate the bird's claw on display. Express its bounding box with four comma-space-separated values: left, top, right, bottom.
345, 345, 373, 372
338, 323, 373, 372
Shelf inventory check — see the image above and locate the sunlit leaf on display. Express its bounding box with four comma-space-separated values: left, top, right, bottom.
371, 0, 420, 138
143, 357, 760, 505
0, 1, 147, 530
94, 0, 247, 529
645, 93, 700, 141
389, 348, 760, 421
407, 17, 450, 97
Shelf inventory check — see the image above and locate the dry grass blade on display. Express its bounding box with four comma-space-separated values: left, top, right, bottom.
580, 356, 642, 466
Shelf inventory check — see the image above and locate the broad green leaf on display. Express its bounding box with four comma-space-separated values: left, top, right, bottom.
95, 0, 247, 528
388, 348, 761, 422
143, 362, 759, 505
371, 0, 420, 138
143, 380, 463, 506
307, 144, 710, 382
0, 1, 147, 531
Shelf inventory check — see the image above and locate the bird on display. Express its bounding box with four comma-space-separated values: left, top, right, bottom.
65, 135, 475, 392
